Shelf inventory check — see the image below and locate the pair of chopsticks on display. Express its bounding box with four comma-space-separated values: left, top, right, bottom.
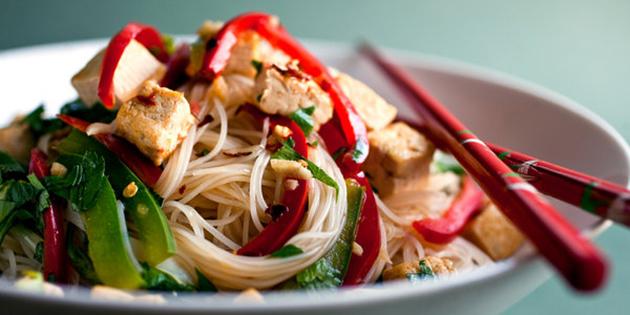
402, 119, 630, 228
360, 44, 608, 291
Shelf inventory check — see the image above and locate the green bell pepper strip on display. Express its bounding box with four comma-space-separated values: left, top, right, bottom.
57, 130, 175, 266
293, 179, 365, 289
323, 179, 365, 277
59, 154, 145, 289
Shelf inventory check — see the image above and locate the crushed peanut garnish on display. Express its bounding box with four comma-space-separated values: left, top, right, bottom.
123, 182, 138, 198
352, 241, 364, 256
284, 179, 299, 191
272, 125, 292, 140
50, 162, 68, 177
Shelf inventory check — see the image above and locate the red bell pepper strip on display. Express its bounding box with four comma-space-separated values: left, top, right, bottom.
237, 110, 310, 256
29, 149, 67, 283
412, 176, 485, 244
160, 43, 191, 89
98, 22, 169, 109
342, 172, 381, 285
57, 114, 162, 187
198, 12, 368, 171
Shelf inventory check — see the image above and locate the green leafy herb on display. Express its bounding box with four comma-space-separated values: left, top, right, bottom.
289, 106, 316, 136
67, 227, 101, 284
60, 99, 117, 124
0, 151, 25, 182
271, 244, 304, 258
21, 105, 66, 137
272, 140, 339, 193
351, 139, 368, 162
296, 259, 342, 289
0, 177, 49, 240
406, 259, 434, 282
44, 151, 106, 212
251, 59, 263, 76
26, 174, 50, 231
142, 263, 194, 292
34, 241, 44, 263
195, 269, 217, 292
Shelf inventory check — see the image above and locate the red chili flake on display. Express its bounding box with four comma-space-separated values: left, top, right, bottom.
136, 92, 157, 106
178, 185, 187, 194
265, 204, 289, 222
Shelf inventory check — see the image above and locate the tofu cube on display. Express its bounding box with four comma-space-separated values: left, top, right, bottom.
114, 81, 195, 165
253, 63, 333, 130
334, 71, 397, 131
71, 40, 166, 107
463, 204, 525, 260
382, 256, 454, 281
0, 119, 34, 164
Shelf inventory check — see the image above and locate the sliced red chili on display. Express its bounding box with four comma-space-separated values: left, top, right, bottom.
98, 23, 169, 108
29, 149, 67, 283
412, 176, 485, 244
237, 112, 310, 256
198, 12, 368, 169
57, 115, 162, 187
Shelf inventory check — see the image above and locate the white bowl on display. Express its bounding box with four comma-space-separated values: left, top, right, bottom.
0, 39, 628, 315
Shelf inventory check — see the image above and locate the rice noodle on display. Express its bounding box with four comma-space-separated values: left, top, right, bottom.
156, 81, 347, 290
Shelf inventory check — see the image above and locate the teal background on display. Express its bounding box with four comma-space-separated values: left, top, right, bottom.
1, 0, 629, 313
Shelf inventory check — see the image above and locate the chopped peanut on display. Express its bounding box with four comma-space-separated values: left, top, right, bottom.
123, 182, 138, 198
50, 162, 68, 177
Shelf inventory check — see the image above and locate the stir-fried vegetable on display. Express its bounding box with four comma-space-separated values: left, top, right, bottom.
412, 176, 485, 244
59, 153, 145, 289
98, 23, 170, 108
238, 115, 310, 256
57, 130, 175, 266
29, 149, 67, 283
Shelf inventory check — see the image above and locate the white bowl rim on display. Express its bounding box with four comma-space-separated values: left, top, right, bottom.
0, 38, 628, 312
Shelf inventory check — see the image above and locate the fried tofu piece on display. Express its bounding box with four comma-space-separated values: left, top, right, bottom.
114, 81, 195, 165
382, 256, 454, 281
334, 71, 397, 131
0, 118, 34, 164
253, 63, 333, 130
366, 122, 434, 177
463, 204, 525, 260
71, 40, 166, 107
224, 31, 262, 78
382, 261, 418, 281
363, 122, 434, 197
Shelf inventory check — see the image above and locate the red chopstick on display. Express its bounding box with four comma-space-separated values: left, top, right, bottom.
402, 119, 630, 228
360, 43, 608, 291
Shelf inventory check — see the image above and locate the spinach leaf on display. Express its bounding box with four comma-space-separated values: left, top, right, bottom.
270, 244, 304, 258
44, 151, 106, 212
289, 106, 316, 136
272, 140, 339, 193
